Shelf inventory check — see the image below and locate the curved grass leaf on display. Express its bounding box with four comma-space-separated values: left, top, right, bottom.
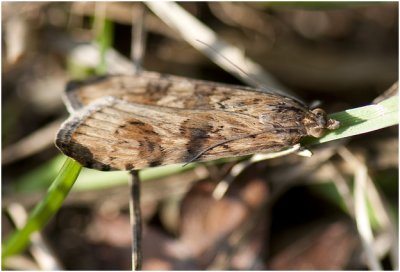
2, 158, 81, 262
303, 95, 398, 145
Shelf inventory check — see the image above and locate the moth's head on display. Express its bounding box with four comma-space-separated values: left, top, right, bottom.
304, 108, 340, 138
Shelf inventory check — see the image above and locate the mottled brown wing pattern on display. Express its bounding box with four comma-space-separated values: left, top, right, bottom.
64, 72, 308, 118
57, 72, 341, 170
56, 97, 305, 171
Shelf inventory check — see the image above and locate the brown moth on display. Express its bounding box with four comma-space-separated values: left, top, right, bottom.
55, 71, 340, 171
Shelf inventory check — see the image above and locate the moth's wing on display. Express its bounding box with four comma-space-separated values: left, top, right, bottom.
64, 73, 158, 111
56, 97, 302, 171
64, 71, 309, 115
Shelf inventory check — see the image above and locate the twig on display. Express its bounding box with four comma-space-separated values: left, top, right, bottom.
338, 147, 382, 270
364, 171, 398, 269
2, 118, 64, 165
372, 81, 398, 104
324, 162, 355, 217
128, 5, 146, 270
129, 170, 142, 270
212, 145, 303, 199
131, 3, 146, 74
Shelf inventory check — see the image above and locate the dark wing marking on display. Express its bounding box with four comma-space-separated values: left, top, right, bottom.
56, 97, 304, 171
63, 71, 309, 116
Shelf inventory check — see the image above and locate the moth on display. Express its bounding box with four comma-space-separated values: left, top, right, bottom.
55, 71, 340, 171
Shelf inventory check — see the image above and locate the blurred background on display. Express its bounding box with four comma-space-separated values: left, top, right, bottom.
2, 2, 398, 270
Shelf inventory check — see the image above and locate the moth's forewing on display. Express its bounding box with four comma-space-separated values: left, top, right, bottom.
58, 72, 340, 171
64, 72, 309, 116
56, 97, 305, 171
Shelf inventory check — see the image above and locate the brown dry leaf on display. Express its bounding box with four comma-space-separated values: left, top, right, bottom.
269, 220, 359, 270
178, 167, 270, 268
142, 227, 197, 270
86, 213, 132, 247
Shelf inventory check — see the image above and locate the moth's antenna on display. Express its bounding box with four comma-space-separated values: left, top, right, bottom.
195, 39, 307, 105
195, 39, 275, 94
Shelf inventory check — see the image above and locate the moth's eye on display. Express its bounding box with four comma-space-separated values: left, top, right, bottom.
312, 108, 325, 117
311, 108, 327, 127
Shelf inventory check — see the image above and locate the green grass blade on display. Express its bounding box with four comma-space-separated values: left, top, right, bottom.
2, 158, 81, 261
304, 95, 398, 145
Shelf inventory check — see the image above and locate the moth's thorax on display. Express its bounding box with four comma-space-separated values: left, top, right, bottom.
303, 108, 340, 138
